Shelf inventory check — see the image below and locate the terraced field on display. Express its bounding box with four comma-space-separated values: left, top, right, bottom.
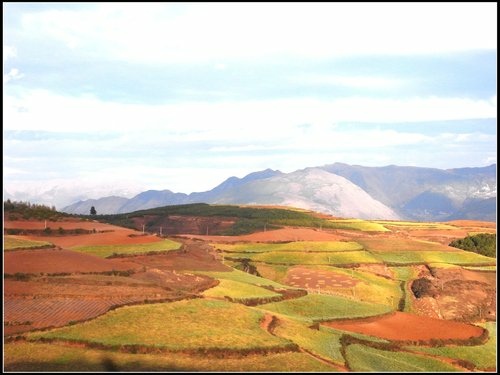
71, 239, 182, 258
215, 240, 363, 253
372, 249, 496, 266
27, 299, 294, 352
4, 236, 54, 251
227, 250, 380, 265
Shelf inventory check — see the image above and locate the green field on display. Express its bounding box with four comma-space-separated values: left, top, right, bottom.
27, 299, 292, 351
406, 322, 496, 370
215, 241, 363, 253
4, 342, 333, 372
372, 249, 496, 265
345, 344, 459, 372
202, 279, 282, 301
258, 294, 391, 322
4, 236, 54, 250
71, 239, 181, 258
327, 219, 390, 232
227, 251, 380, 265
272, 317, 345, 365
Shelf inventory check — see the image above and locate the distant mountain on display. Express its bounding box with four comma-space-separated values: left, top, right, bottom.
61, 163, 496, 222
320, 163, 496, 221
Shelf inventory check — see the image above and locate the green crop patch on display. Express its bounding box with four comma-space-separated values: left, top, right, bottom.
4, 236, 54, 250
202, 279, 282, 300
27, 299, 291, 351
196, 269, 290, 289
246, 251, 380, 265
345, 344, 459, 372
258, 294, 391, 322
214, 241, 363, 253
373, 249, 496, 266
327, 219, 390, 232
406, 322, 496, 370
71, 239, 181, 258
4, 342, 333, 372
272, 317, 345, 364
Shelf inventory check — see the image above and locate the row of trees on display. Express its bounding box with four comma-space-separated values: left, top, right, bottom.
449, 233, 496, 258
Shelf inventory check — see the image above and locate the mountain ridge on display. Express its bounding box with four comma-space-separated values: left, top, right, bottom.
61, 163, 496, 221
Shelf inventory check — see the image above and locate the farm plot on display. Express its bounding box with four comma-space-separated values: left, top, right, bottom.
272, 317, 345, 365
358, 237, 455, 252
4, 236, 54, 250
322, 311, 485, 343
71, 239, 182, 258
283, 265, 400, 308
4, 249, 141, 275
327, 219, 390, 232
258, 294, 391, 322
4, 297, 140, 335
202, 279, 282, 302
27, 299, 294, 353
345, 344, 459, 372
4, 342, 333, 372
196, 268, 290, 289
405, 321, 496, 371
372, 249, 496, 266
373, 221, 459, 230
227, 251, 380, 266
214, 241, 363, 253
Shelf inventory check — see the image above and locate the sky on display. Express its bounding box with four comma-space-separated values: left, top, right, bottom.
3, 3, 497, 207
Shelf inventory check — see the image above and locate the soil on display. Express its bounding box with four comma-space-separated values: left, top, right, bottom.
284, 266, 358, 292
322, 311, 485, 342
179, 227, 348, 242
132, 215, 237, 236
4, 249, 141, 274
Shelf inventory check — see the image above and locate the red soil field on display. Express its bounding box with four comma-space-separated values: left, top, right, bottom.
180, 227, 347, 243
4, 249, 141, 274
284, 266, 358, 290
446, 220, 497, 229
322, 311, 485, 342
5, 219, 162, 247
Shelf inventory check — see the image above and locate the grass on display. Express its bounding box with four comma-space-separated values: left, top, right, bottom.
258, 294, 391, 322
4, 236, 54, 250
327, 219, 390, 232
4, 342, 333, 372
228, 251, 380, 265
254, 264, 290, 284
71, 239, 181, 258
202, 279, 282, 300
272, 317, 345, 365
372, 249, 497, 265
214, 241, 364, 253
345, 344, 459, 372
405, 321, 497, 370
27, 299, 291, 351
390, 266, 417, 313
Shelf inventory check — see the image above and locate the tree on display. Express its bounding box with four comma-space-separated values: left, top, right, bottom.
90, 206, 97, 215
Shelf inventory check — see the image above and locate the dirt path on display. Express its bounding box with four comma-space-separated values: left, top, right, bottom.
299, 348, 349, 372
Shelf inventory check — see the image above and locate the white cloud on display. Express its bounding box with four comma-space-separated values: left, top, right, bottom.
3, 45, 17, 61
292, 74, 406, 89
16, 3, 497, 64
3, 68, 24, 83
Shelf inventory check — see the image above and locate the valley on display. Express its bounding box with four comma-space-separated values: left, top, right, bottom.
3, 202, 496, 372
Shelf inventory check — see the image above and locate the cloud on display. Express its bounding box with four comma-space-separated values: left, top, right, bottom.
13, 3, 497, 65
3, 45, 17, 61
291, 75, 406, 89
3, 68, 24, 83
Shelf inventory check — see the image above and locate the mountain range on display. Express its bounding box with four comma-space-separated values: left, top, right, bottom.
61, 163, 497, 222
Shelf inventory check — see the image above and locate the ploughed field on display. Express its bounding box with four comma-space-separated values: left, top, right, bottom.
3, 212, 496, 372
